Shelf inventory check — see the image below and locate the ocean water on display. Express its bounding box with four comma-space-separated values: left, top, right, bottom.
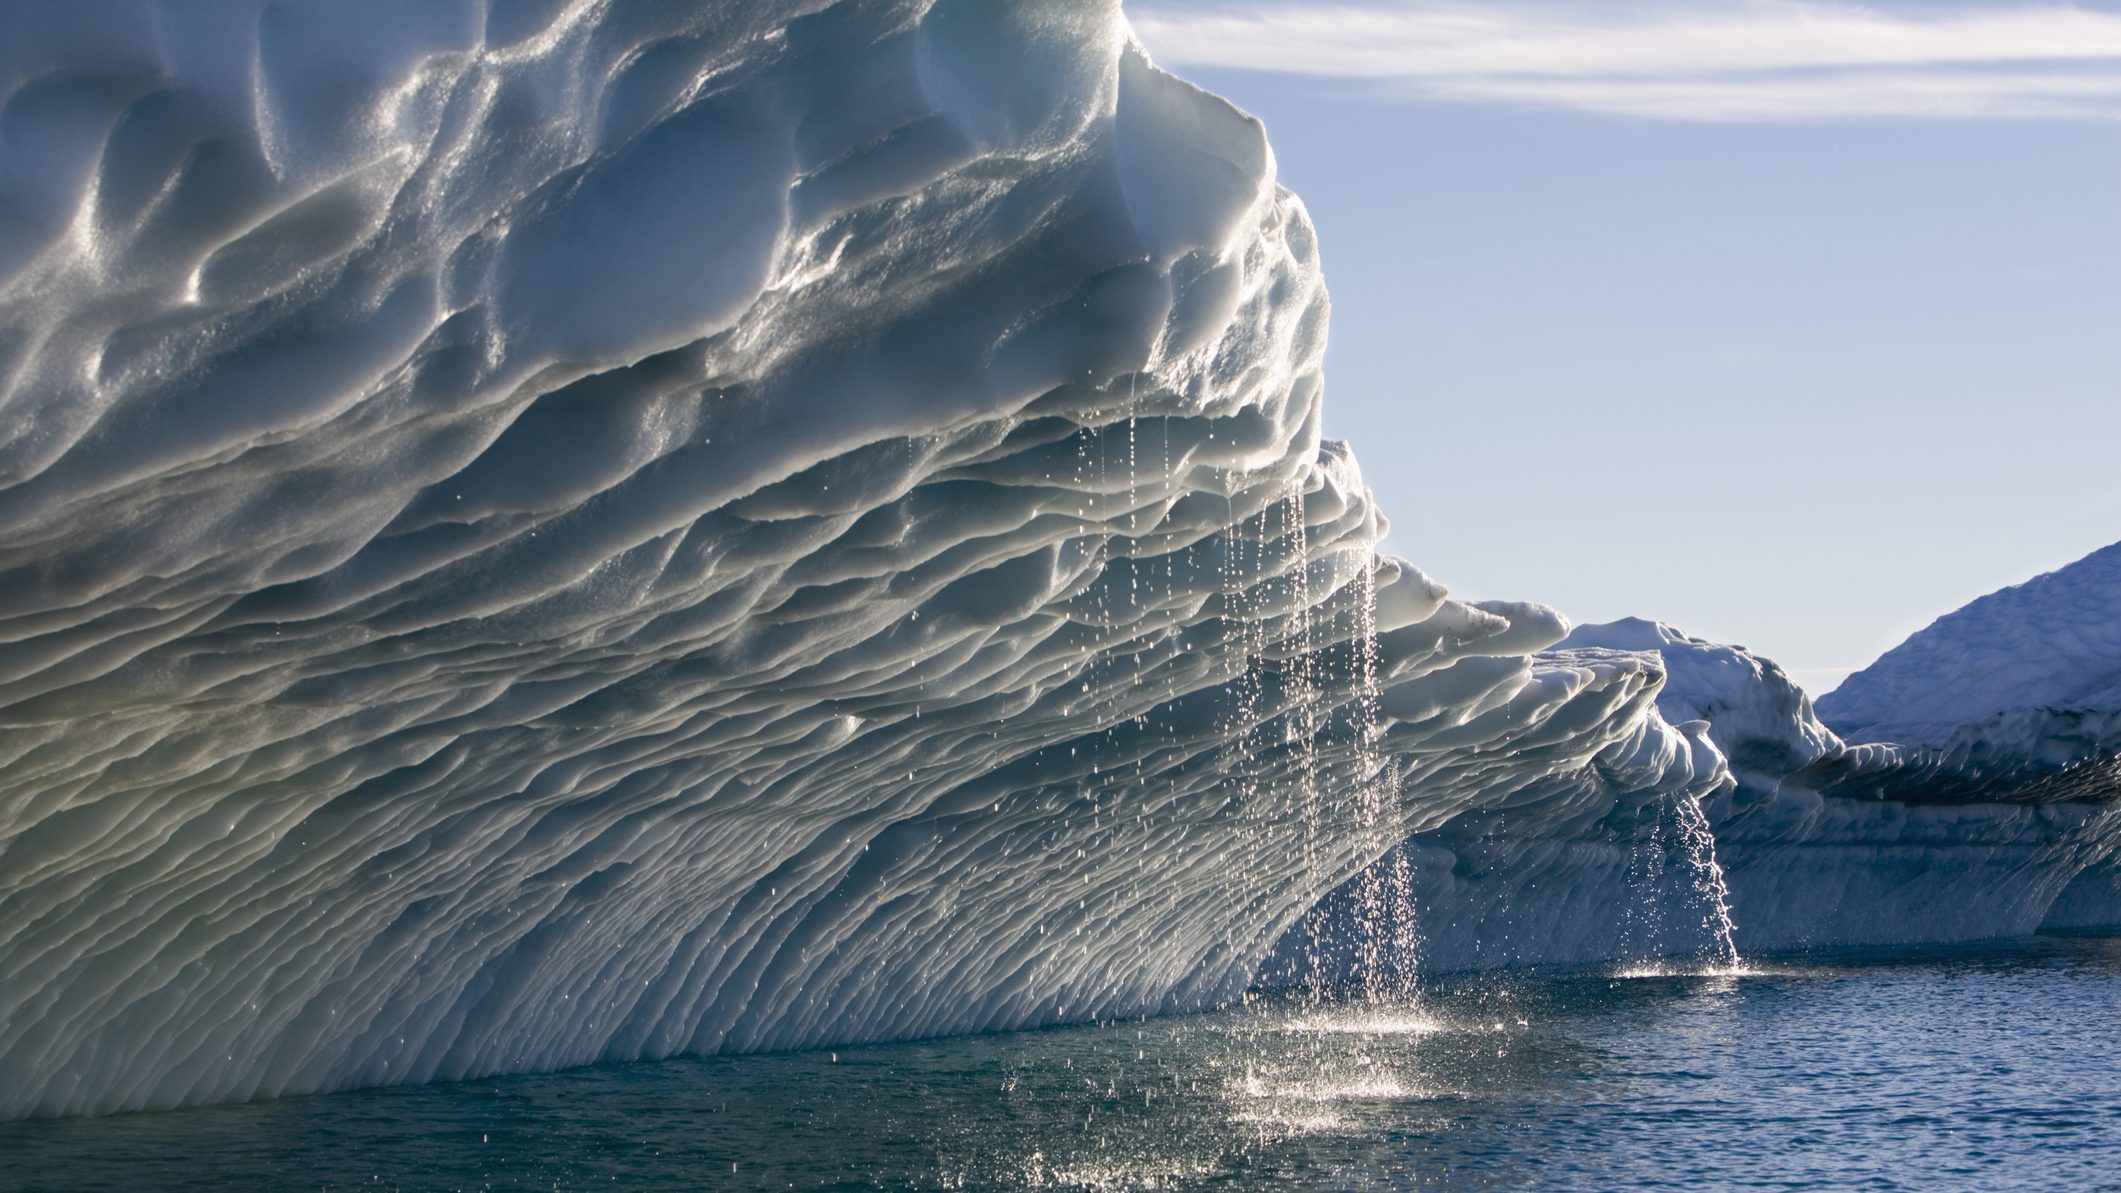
7, 935, 2120, 1191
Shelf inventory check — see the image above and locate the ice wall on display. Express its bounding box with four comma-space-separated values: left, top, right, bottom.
0, 0, 1718, 1117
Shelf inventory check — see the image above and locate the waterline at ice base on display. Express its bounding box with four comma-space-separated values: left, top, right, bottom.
0, 0, 2115, 1121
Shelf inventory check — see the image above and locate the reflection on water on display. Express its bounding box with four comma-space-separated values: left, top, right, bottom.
8, 935, 2121, 1191
1609, 961, 1766, 980
1277, 1007, 1448, 1037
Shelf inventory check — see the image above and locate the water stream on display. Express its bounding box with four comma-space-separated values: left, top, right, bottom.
1674, 794, 1744, 973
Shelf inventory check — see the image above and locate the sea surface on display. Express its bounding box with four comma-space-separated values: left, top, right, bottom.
7, 934, 2120, 1191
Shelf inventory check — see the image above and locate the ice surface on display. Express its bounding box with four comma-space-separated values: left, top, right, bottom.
0, 0, 1723, 1118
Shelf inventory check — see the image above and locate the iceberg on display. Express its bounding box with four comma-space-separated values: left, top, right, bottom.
1817, 541, 2121, 745
0, 0, 1720, 1118
1342, 548, 2121, 974
0, 0, 2112, 1122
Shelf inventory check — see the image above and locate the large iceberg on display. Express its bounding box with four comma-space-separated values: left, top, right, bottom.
0, 0, 2112, 1123
0, 0, 1724, 1117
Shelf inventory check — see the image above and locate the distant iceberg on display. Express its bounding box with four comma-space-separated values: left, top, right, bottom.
0, 0, 2112, 1121
1819, 540, 2121, 749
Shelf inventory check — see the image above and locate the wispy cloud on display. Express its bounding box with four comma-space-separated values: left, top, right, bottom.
1127, 2, 2121, 120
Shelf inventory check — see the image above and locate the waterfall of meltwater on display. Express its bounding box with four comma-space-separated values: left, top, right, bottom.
1350, 554, 1419, 1004
1617, 794, 1743, 975
1281, 477, 1330, 1004
1675, 794, 1744, 972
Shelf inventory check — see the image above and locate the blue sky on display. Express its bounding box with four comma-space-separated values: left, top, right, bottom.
1127, 0, 2121, 694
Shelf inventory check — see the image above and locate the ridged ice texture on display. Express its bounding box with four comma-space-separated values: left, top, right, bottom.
0, 0, 1720, 1118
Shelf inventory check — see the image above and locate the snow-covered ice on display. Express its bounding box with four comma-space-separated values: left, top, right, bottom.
1818, 541, 2121, 746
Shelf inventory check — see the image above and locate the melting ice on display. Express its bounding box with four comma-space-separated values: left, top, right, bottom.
0, 0, 2114, 1121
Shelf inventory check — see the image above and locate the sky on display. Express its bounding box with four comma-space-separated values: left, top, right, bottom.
1126, 0, 2121, 695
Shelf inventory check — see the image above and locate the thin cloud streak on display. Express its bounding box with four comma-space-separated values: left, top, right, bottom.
1128, 2, 2121, 120
1435, 67, 2121, 122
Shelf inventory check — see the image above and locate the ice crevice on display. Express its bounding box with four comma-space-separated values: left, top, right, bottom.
0, 0, 2115, 1120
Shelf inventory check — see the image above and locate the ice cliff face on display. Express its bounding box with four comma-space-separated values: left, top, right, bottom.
0, 0, 1723, 1117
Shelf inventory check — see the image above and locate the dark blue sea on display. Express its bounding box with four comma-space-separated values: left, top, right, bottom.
7, 935, 2120, 1191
